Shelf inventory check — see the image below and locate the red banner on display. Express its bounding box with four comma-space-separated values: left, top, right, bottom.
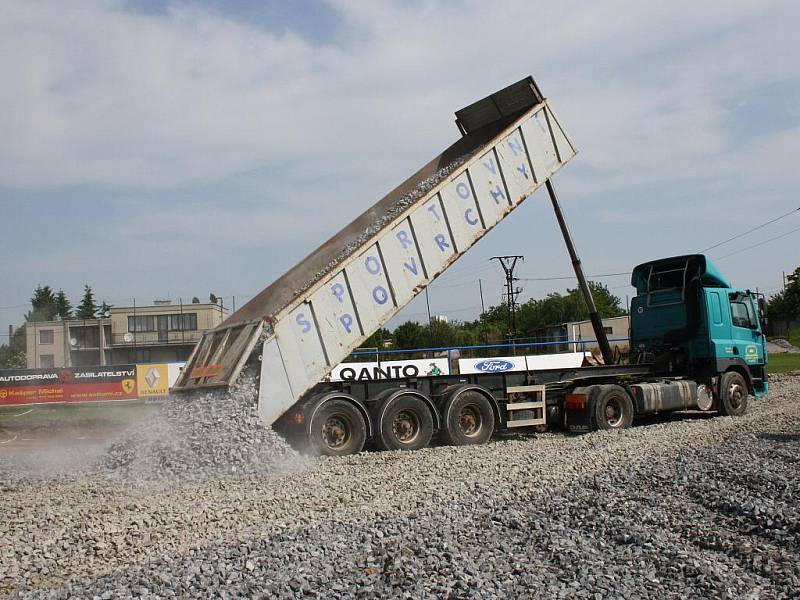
0, 366, 138, 406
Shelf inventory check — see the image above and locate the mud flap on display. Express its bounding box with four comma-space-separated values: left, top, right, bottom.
564, 386, 596, 433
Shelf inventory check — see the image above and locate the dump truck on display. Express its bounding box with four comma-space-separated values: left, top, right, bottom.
174, 77, 768, 455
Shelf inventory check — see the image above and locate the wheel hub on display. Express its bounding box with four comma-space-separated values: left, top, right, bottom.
322, 416, 349, 449
728, 383, 745, 409
605, 398, 623, 427
392, 410, 420, 443
459, 405, 482, 437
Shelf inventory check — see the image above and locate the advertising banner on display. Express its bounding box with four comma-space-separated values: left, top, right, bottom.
136, 364, 170, 399
458, 352, 587, 375
0, 365, 138, 406
329, 358, 450, 382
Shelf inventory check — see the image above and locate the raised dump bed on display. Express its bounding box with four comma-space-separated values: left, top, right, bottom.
173, 76, 578, 425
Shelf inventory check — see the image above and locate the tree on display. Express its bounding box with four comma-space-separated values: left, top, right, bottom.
768, 266, 800, 319
191, 297, 200, 304
75, 285, 99, 319
361, 328, 391, 350
26, 285, 57, 322
54, 289, 73, 320
429, 318, 456, 347
1, 326, 26, 368
0, 344, 25, 368
515, 281, 626, 336
393, 321, 428, 350
98, 301, 113, 318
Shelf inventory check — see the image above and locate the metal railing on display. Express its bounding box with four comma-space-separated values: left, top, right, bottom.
349, 336, 631, 366
111, 330, 203, 346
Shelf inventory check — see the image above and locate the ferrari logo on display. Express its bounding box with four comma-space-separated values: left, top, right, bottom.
121, 379, 136, 394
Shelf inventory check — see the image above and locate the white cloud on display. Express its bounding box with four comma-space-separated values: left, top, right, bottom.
1, 0, 796, 195
1, 0, 799, 333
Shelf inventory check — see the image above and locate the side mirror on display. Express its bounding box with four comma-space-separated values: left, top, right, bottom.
757, 297, 768, 327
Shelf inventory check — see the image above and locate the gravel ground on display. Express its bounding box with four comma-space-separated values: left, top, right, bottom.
1, 376, 798, 599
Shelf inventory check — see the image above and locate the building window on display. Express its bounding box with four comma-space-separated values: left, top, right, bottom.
72, 328, 100, 348
40, 354, 55, 368
169, 313, 198, 331
135, 348, 151, 363
128, 313, 198, 333
128, 316, 156, 332
603, 326, 613, 334
39, 329, 54, 345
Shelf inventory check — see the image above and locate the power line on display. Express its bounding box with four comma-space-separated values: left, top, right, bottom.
701, 206, 800, 252
715, 225, 800, 260
519, 271, 630, 282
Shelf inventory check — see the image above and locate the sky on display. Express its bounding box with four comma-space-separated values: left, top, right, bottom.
1, 0, 799, 343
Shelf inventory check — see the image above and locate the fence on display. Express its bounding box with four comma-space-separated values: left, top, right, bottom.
350, 336, 631, 367
769, 318, 799, 339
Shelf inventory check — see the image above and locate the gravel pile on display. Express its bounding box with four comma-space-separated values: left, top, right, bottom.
2, 376, 798, 598
98, 368, 303, 482
767, 338, 800, 354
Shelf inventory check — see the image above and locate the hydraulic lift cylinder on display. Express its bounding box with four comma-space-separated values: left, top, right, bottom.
545, 179, 614, 365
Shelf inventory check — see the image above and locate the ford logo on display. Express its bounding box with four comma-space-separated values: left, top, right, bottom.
474, 359, 515, 373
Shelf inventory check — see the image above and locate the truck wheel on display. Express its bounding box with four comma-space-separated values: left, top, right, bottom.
718, 371, 749, 417
442, 391, 495, 446
375, 395, 434, 451
309, 399, 367, 456
594, 385, 634, 430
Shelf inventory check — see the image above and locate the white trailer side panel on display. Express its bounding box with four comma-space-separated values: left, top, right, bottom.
439, 173, 484, 252
257, 99, 578, 425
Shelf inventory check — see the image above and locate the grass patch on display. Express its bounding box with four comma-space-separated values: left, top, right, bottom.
789, 328, 800, 348
768, 352, 800, 374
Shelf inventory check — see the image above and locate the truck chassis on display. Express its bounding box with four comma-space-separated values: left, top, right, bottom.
274, 362, 751, 455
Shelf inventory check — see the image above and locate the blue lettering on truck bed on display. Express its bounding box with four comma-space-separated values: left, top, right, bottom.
296, 313, 312, 333
507, 137, 524, 156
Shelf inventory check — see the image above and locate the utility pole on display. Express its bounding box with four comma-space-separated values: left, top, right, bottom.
425, 287, 432, 327
490, 255, 524, 338
425, 287, 433, 355
478, 279, 487, 345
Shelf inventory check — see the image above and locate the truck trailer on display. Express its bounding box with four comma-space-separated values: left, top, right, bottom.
173, 77, 768, 455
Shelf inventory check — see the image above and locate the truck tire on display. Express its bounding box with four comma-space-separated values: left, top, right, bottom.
308, 399, 367, 456
375, 394, 434, 451
718, 371, 749, 417
594, 385, 634, 430
442, 390, 495, 446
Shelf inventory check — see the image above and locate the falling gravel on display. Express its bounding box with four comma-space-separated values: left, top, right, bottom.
98, 367, 303, 482
2, 376, 799, 598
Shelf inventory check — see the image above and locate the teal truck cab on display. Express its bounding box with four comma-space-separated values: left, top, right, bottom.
564, 254, 768, 433
630, 254, 768, 398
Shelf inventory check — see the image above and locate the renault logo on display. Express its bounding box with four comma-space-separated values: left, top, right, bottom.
144, 367, 161, 389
